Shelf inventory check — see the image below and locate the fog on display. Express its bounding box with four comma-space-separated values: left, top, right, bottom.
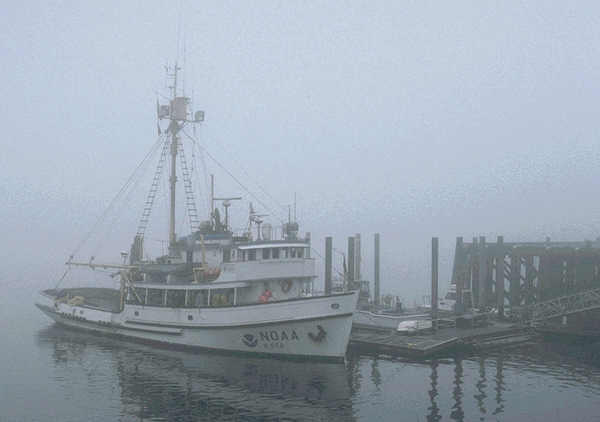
2, 1, 600, 303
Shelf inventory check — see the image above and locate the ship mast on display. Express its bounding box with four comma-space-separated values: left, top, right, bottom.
168, 65, 180, 249
159, 64, 204, 251
169, 132, 178, 248
130, 64, 205, 260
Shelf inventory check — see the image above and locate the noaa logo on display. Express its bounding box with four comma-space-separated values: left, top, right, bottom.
242, 334, 258, 348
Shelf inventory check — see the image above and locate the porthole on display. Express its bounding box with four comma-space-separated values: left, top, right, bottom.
80, 310, 84, 315
188, 315, 193, 321
134, 311, 139, 316
331, 303, 340, 309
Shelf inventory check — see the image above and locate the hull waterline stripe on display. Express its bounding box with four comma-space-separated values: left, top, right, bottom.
124, 312, 354, 330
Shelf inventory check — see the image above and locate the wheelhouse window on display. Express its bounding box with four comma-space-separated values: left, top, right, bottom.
290, 248, 297, 258
297, 248, 304, 258
166, 289, 186, 307
188, 290, 208, 307
210, 288, 234, 306
248, 249, 256, 261
146, 289, 165, 306
272, 248, 280, 259
125, 287, 144, 305
262, 248, 270, 259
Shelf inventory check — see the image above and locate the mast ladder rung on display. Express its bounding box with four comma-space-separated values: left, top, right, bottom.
136, 137, 170, 236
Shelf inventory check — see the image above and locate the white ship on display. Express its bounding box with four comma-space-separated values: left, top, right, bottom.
36, 66, 358, 361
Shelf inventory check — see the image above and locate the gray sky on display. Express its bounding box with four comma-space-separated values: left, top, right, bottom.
2, 1, 600, 302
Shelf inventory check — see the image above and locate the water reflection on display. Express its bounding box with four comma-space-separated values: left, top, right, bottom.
37, 325, 355, 421
474, 357, 487, 418
34, 325, 600, 421
427, 360, 441, 422
450, 358, 463, 421
493, 357, 505, 416
370, 358, 381, 391
425, 356, 500, 422
346, 350, 362, 396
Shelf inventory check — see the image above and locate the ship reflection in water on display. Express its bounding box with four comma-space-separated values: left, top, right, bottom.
37, 325, 355, 421
36, 325, 600, 421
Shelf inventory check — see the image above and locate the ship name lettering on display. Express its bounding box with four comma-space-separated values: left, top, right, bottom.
257, 329, 299, 342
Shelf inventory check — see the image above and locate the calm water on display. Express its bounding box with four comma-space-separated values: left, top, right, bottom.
3, 288, 600, 421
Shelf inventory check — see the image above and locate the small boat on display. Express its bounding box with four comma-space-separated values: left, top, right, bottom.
396, 319, 433, 334
353, 310, 430, 330
36, 65, 358, 361
420, 284, 458, 313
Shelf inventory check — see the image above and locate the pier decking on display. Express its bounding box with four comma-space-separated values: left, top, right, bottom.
349, 322, 533, 358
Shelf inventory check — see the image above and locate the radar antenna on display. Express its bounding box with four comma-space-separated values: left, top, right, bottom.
248, 202, 268, 240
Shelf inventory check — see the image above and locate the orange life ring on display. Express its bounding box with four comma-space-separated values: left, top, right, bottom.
280, 279, 293, 293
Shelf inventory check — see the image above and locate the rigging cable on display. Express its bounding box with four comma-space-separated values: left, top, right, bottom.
54, 135, 164, 289
135, 136, 171, 237
202, 132, 289, 216
92, 134, 167, 258
182, 130, 285, 224
178, 139, 200, 232
190, 127, 211, 217
71, 134, 164, 257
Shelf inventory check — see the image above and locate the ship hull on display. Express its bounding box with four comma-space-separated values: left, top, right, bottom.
36, 290, 357, 361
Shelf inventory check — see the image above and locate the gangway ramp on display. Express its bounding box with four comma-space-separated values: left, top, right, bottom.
522, 287, 600, 323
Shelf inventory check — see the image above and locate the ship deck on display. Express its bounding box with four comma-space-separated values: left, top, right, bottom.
43, 288, 121, 313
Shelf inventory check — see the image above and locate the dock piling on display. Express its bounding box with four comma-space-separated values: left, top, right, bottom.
471, 237, 479, 308
374, 233, 380, 306
478, 236, 487, 308
354, 233, 361, 281
325, 237, 332, 295
454, 236, 464, 314
347, 237, 355, 284
432, 237, 439, 330
495, 236, 504, 319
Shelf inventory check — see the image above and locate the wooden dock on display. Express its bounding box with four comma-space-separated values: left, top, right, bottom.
349, 322, 533, 358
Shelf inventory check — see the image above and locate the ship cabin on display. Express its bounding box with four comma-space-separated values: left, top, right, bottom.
125, 224, 317, 310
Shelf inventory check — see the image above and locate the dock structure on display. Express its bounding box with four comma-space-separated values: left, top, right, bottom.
346, 235, 600, 358
450, 236, 600, 313
349, 323, 532, 358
